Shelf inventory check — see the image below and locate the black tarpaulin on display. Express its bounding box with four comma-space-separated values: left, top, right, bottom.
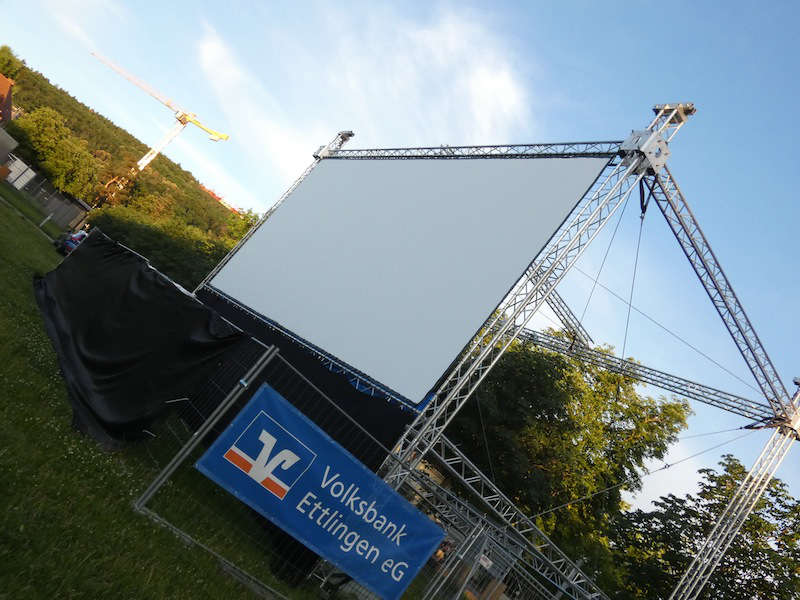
34, 229, 250, 440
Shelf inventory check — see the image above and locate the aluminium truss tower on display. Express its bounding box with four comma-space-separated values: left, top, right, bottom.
510, 147, 800, 598
374, 101, 797, 599
368, 103, 694, 599
646, 166, 800, 600
381, 103, 695, 489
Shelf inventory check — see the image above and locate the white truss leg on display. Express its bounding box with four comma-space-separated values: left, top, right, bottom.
668, 424, 796, 600
385, 105, 694, 486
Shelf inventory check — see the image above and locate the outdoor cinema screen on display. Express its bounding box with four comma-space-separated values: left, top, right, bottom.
208, 155, 608, 404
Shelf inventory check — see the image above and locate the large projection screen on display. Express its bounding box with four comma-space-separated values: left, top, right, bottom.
209, 157, 607, 403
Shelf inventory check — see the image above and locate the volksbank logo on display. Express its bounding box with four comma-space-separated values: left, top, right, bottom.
223, 411, 316, 499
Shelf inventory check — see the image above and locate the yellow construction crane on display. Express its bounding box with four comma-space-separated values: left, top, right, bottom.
92, 51, 229, 173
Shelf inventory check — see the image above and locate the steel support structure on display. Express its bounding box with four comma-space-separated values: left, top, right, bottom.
668, 407, 798, 600
542, 285, 594, 346
192, 104, 800, 598
646, 163, 800, 599
383, 104, 694, 491
519, 329, 774, 422
651, 166, 794, 419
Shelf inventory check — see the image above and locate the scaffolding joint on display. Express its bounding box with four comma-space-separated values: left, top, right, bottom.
314, 130, 355, 158
620, 129, 670, 175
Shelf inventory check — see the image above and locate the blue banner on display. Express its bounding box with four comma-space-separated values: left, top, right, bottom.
196, 384, 444, 599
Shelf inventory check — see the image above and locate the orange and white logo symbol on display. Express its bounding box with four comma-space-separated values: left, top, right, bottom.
223, 411, 316, 499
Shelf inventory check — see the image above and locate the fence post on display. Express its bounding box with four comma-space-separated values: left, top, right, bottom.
422, 522, 486, 600
134, 345, 278, 512
39, 213, 53, 228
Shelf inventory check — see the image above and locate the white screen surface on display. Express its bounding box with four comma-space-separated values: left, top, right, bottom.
211, 157, 607, 403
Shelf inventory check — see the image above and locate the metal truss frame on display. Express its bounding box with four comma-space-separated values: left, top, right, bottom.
194, 103, 800, 599
520, 329, 775, 422
383, 105, 694, 495
327, 141, 620, 160
404, 462, 603, 599
650, 166, 793, 419
668, 407, 798, 600
642, 158, 800, 600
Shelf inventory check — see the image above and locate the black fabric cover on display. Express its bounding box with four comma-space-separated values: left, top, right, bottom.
197, 285, 415, 451
34, 229, 249, 440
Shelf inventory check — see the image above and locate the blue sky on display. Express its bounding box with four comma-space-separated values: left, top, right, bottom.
2, 0, 798, 508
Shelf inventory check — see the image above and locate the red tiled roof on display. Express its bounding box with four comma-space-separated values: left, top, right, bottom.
0, 74, 13, 124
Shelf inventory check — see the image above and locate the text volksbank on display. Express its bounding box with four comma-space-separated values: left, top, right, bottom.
196, 384, 444, 600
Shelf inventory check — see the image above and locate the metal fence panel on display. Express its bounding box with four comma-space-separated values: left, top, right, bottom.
134, 340, 551, 599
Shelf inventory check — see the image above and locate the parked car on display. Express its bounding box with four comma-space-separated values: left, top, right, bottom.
54, 230, 88, 255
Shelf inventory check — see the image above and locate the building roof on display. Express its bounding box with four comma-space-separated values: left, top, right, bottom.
0, 74, 13, 125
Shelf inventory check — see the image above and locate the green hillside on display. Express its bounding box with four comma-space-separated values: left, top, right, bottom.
0, 45, 256, 288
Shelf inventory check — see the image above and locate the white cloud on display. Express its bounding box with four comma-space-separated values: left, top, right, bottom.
321, 10, 533, 146
42, 0, 128, 50
196, 26, 327, 210
196, 9, 534, 211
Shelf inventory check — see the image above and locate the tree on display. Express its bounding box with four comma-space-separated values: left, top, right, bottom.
1, 45, 244, 242
611, 454, 800, 599
0, 45, 24, 79
446, 338, 690, 588
6, 106, 99, 199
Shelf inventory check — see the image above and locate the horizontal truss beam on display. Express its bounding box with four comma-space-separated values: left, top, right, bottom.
326, 141, 621, 160
520, 329, 775, 422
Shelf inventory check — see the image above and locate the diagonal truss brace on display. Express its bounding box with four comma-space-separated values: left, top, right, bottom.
381, 103, 695, 600
650, 167, 793, 419
405, 463, 602, 599
543, 287, 594, 346
384, 104, 694, 486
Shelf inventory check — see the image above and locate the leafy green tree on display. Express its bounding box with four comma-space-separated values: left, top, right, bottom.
5, 106, 71, 162
7, 107, 99, 199
446, 339, 690, 588
0, 45, 24, 79
611, 454, 800, 599
41, 136, 99, 199
1, 45, 244, 241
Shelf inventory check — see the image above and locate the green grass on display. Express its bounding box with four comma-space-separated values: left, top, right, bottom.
0, 201, 280, 599
0, 201, 436, 598
0, 180, 65, 239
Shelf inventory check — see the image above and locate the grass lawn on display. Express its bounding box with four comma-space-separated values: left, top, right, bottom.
0, 180, 65, 239
0, 201, 287, 599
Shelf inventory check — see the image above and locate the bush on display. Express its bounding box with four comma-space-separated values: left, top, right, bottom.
87, 206, 231, 289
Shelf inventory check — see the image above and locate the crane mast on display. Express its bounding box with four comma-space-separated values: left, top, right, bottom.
91, 51, 229, 200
